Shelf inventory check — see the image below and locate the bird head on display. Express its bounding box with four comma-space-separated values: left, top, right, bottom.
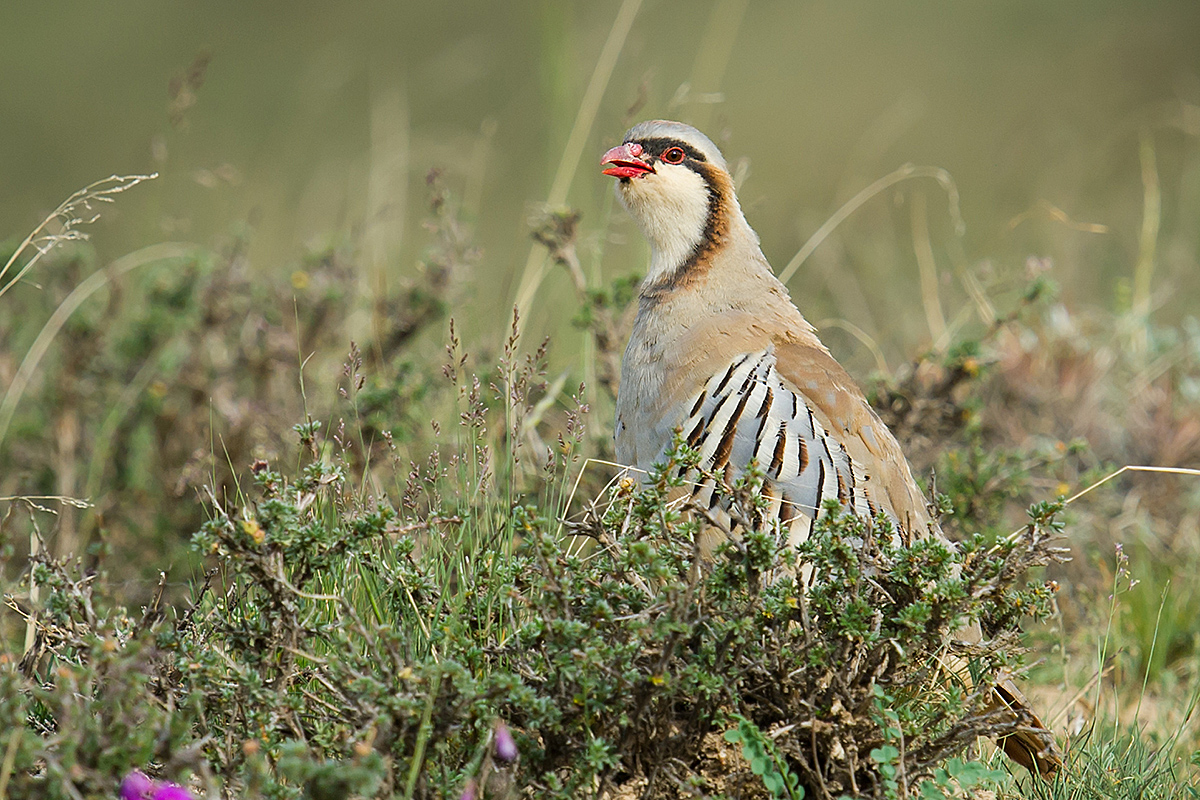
601, 120, 743, 286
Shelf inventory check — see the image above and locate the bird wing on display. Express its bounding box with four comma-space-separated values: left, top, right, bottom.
771, 331, 935, 540
626, 288, 934, 543
673, 342, 919, 550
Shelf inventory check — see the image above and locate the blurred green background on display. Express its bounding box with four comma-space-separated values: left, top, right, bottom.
3, 3, 1200, 754
3, 0, 1200, 575
4, 0, 1199, 356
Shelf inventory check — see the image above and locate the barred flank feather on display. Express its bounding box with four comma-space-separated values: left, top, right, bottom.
675, 347, 886, 556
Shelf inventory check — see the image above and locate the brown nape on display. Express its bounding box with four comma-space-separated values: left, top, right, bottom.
640, 162, 734, 300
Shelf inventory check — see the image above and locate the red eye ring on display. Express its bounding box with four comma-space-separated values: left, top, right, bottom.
661, 147, 686, 165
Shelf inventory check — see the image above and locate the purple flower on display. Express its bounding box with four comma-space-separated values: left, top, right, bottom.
494, 721, 518, 762
120, 772, 154, 800
119, 771, 196, 800
152, 785, 196, 800
459, 778, 478, 800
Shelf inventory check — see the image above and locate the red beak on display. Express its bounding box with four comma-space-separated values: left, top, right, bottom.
601, 143, 653, 179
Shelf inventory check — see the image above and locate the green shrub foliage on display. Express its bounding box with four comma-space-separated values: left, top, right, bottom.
1, 411, 1070, 799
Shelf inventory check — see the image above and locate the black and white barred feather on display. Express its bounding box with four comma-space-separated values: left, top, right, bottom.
672, 347, 895, 550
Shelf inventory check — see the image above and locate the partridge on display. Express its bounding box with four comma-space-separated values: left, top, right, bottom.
602, 119, 1062, 777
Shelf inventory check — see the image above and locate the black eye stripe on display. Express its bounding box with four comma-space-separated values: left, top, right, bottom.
630, 138, 708, 164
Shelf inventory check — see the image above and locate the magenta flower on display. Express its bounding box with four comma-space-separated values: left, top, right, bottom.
120, 772, 154, 800
494, 721, 518, 762
152, 785, 196, 800
119, 771, 196, 800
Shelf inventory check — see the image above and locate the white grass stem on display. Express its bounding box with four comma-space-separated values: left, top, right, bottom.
1133, 582, 1169, 726
0, 495, 92, 508
0, 243, 198, 452
910, 191, 949, 352
513, 0, 643, 325
1062, 464, 1200, 508
779, 164, 964, 286
1131, 130, 1160, 355
815, 318, 893, 379
0, 174, 157, 300
685, 0, 749, 132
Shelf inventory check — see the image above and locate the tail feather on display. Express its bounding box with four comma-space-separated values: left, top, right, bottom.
991, 673, 1063, 777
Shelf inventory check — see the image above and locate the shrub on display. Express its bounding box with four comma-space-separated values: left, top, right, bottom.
0, 361, 1070, 799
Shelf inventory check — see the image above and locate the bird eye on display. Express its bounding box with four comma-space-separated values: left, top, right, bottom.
661, 147, 686, 165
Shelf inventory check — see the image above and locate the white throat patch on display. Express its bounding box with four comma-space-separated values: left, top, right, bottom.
616, 164, 710, 284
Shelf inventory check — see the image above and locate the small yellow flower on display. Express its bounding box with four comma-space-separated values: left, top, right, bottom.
649, 674, 666, 686
241, 518, 265, 544
962, 357, 979, 377
1056, 482, 1070, 498
291, 270, 310, 290
618, 476, 637, 494
148, 380, 168, 399
785, 597, 799, 609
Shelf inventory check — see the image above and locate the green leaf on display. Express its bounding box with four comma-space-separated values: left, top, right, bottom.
943, 758, 1004, 788
918, 781, 946, 800
870, 745, 900, 764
